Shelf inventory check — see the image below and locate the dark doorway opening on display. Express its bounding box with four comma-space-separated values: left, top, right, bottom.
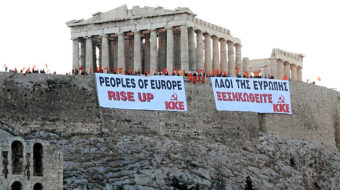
33, 183, 43, 190
11, 181, 22, 190
11, 141, 23, 174
33, 143, 43, 176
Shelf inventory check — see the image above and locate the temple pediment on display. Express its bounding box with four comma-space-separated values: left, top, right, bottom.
66, 5, 194, 27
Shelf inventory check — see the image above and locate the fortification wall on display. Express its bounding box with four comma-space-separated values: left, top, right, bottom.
0, 72, 339, 151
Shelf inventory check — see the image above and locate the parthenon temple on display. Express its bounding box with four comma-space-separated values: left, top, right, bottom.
248, 49, 304, 81
66, 5, 242, 76
66, 5, 303, 81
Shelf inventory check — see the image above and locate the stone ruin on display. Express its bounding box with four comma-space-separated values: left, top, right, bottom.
248, 48, 304, 81
0, 126, 63, 190
66, 5, 242, 76
66, 5, 304, 81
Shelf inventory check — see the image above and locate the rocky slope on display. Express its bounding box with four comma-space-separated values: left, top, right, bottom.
26, 132, 340, 190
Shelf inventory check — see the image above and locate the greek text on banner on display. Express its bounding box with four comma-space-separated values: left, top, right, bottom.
95, 73, 187, 111
211, 77, 291, 114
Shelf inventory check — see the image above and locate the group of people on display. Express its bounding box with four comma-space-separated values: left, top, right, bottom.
2, 66, 54, 75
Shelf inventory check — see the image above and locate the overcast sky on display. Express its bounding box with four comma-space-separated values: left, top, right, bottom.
1, 0, 339, 90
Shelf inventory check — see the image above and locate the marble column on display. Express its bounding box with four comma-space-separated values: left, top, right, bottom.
117, 32, 125, 73
270, 59, 277, 79
98, 45, 102, 69
124, 37, 130, 71
212, 35, 219, 72
158, 31, 167, 71
284, 61, 290, 79
290, 64, 297, 81
297, 66, 302, 81
243, 57, 249, 75
101, 35, 109, 73
113, 37, 119, 71
276, 59, 284, 79
128, 35, 134, 72
227, 41, 235, 76
85, 37, 93, 73
143, 34, 150, 73
188, 27, 195, 71
80, 40, 86, 71
180, 25, 189, 71
196, 30, 204, 71
134, 31, 142, 72
72, 39, 79, 74
204, 33, 212, 73
235, 43, 242, 75
173, 28, 181, 70
167, 27, 174, 72
219, 39, 227, 74
150, 29, 158, 74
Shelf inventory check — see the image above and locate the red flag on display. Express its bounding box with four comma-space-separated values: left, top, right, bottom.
96, 67, 99, 72
235, 68, 240, 76
245, 71, 249, 78
306, 79, 310, 83
175, 69, 179, 75
171, 69, 175, 76
113, 68, 116, 74
89, 67, 93, 74
147, 70, 151, 76
317, 76, 321, 82
128, 70, 131, 75
118, 68, 123, 74
26, 67, 30, 73
188, 73, 192, 81
202, 75, 206, 84
182, 69, 186, 76
193, 75, 197, 84
197, 69, 204, 73
104, 66, 109, 71
79, 67, 84, 71
162, 68, 167, 75
283, 75, 288, 80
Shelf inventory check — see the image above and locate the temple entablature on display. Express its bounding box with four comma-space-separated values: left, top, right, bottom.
271, 48, 304, 68
66, 5, 238, 43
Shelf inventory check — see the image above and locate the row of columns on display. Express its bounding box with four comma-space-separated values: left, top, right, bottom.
72, 25, 242, 76
275, 59, 302, 81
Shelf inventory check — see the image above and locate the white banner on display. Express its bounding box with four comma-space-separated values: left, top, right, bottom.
211, 77, 291, 114
95, 73, 187, 111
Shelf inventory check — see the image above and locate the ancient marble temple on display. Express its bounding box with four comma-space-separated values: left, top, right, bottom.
249, 49, 304, 81
66, 5, 242, 76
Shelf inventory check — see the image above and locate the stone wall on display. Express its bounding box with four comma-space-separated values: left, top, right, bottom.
0, 135, 63, 190
0, 72, 339, 151
1, 72, 340, 189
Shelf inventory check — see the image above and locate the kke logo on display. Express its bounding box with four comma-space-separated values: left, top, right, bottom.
273, 95, 290, 113
170, 93, 178, 101
277, 95, 285, 104
165, 93, 185, 110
